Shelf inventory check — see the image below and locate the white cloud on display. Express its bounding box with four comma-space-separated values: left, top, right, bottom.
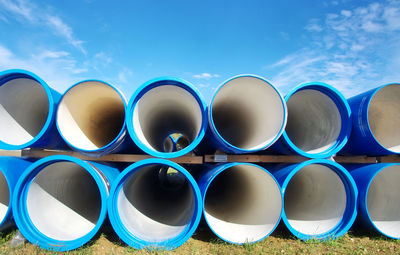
305, 19, 323, 32
341, 10, 352, 17
193, 72, 220, 79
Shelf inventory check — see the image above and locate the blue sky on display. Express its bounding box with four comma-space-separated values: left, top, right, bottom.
0, 0, 399, 102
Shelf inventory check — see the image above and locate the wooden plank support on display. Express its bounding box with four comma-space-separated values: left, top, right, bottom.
333, 156, 378, 164
205, 154, 309, 163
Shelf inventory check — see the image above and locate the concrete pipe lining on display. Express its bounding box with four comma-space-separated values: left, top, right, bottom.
26, 161, 101, 241
0, 76, 49, 146
284, 164, 347, 236
0, 171, 9, 223
367, 165, 400, 238
203, 164, 282, 244
210, 75, 286, 152
368, 84, 400, 153
57, 80, 126, 152
108, 159, 202, 249
286, 89, 341, 154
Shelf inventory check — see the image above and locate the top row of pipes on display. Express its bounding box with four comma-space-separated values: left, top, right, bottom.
0, 69, 399, 158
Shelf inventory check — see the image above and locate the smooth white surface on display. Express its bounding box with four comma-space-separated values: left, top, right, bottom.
204, 164, 282, 243
26, 162, 101, 241
117, 164, 195, 242
211, 76, 285, 150
286, 89, 341, 154
57, 81, 125, 150
0, 171, 9, 222
0, 78, 49, 145
133, 85, 202, 152
368, 84, 400, 153
284, 164, 347, 235
367, 165, 400, 238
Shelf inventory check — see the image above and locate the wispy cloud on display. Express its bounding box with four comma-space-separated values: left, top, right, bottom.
193, 72, 220, 79
266, 0, 400, 97
0, 0, 86, 54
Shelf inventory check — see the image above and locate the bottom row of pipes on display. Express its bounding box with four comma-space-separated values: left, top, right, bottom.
0, 156, 398, 251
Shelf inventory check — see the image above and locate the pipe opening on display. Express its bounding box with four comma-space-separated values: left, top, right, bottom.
26, 161, 101, 241
204, 164, 282, 243
368, 84, 400, 153
117, 163, 195, 242
367, 165, 400, 238
211, 76, 285, 150
285, 89, 341, 154
57, 81, 125, 151
163, 133, 190, 153
133, 85, 202, 153
284, 164, 346, 235
0, 171, 9, 223
0, 77, 49, 145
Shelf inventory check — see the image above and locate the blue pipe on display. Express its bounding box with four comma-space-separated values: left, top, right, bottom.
271, 82, 352, 158
108, 158, 202, 250
347, 163, 400, 239
56, 80, 130, 156
207, 74, 287, 154
12, 155, 119, 251
0, 69, 64, 150
340, 83, 400, 155
126, 77, 207, 158
271, 159, 357, 240
197, 163, 282, 244
0, 157, 31, 231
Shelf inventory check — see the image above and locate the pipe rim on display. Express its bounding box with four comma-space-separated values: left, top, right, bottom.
108, 158, 202, 250
364, 163, 400, 239
282, 82, 352, 158
201, 162, 283, 244
209, 74, 287, 153
366, 84, 400, 154
127, 77, 207, 158
280, 159, 358, 240
12, 155, 109, 251
0, 69, 55, 150
56, 79, 127, 154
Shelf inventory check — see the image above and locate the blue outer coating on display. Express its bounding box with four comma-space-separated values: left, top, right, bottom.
12, 155, 119, 252
0, 157, 31, 230
271, 82, 352, 158
271, 159, 358, 240
197, 162, 283, 244
347, 163, 400, 239
56, 80, 129, 157
208, 74, 287, 154
107, 158, 202, 250
340, 83, 400, 155
126, 77, 208, 158
0, 69, 64, 150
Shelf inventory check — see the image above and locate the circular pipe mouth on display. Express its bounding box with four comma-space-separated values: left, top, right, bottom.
209, 75, 286, 153
0, 70, 53, 149
128, 77, 207, 158
13, 156, 108, 251
57, 80, 126, 153
108, 159, 201, 250
368, 84, 400, 153
281, 161, 357, 239
0, 171, 10, 225
203, 163, 282, 244
283, 83, 351, 157
366, 164, 400, 238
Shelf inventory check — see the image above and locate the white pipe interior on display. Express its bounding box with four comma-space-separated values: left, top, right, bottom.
211, 76, 285, 150
26, 161, 101, 241
57, 81, 125, 150
204, 164, 282, 243
367, 165, 400, 238
285, 89, 342, 154
117, 164, 196, 242
0, 78, 49, 145
284, 164, 347, 235
0, 171, 9, 223
133, 85, 203, 152
368, 84, 400, 153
